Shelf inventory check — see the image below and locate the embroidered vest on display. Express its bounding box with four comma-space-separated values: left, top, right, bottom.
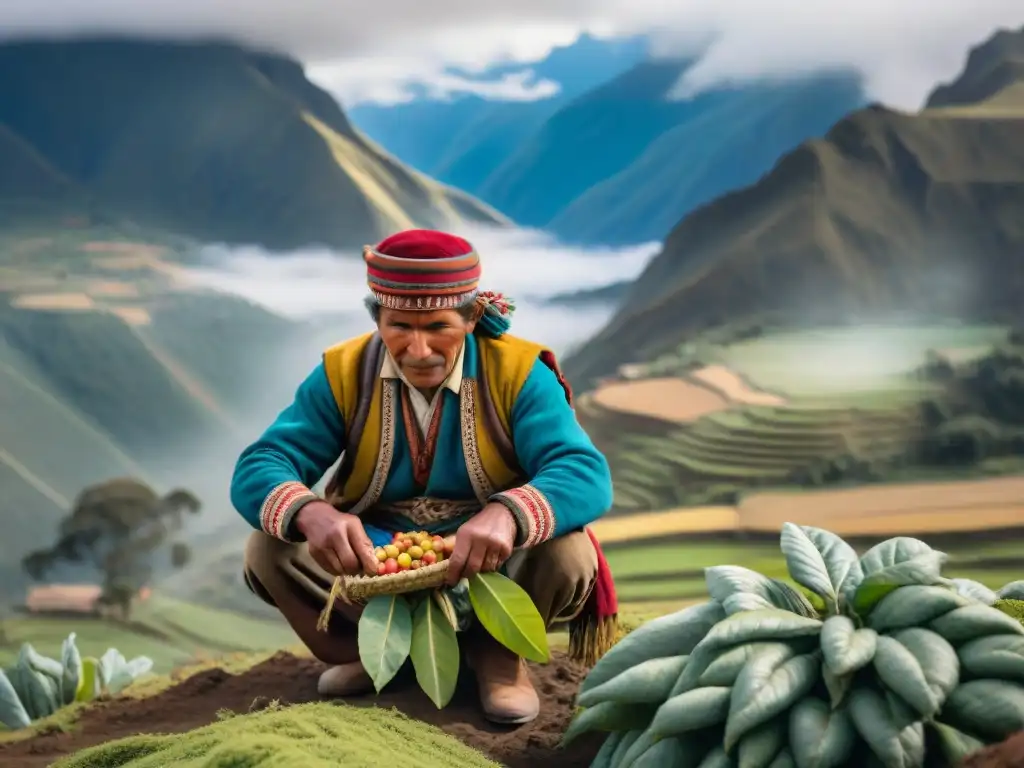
319, 331, 571, 514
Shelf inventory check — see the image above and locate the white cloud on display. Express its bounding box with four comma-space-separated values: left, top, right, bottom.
182, 224, 659, 354
1, 1, 1022, 108
308, 63, 561, 107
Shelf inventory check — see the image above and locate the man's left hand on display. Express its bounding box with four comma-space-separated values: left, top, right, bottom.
446, 502, 517, 586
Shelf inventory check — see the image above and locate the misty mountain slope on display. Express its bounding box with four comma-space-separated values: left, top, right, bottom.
926, 27, 1024, 109
347, 34, 648, 193
0, 39, 504, 251
475, 61, 865, 244
562, 27, 1024, 389
0, 123, 85, 205
548, 73, 863, 245
0, 216, 327, 598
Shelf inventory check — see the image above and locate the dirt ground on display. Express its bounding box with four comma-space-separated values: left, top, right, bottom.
738, 476, 1024, 536
0, 651, 602, 768
961, 730, 1024, 767
592, 377, 730, 422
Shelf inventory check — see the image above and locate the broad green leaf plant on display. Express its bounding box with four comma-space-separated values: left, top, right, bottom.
0, 633, 153, 730
357, 572, 549, 709
566, 522, 1024, 767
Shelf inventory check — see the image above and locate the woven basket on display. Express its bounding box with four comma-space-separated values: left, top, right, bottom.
341, 559, 450, 601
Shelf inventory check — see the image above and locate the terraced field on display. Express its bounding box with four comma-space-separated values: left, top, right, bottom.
579, 324, 1010, 512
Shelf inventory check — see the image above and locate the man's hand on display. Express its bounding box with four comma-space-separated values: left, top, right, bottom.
294, 501, 378, 577
446, 502, 518, 586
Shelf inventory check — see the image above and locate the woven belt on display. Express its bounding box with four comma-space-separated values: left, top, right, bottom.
374, 496, 481, 526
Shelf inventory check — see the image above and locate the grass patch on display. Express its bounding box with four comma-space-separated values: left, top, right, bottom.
50, 701, 501, 768
719, 324, 1005, 396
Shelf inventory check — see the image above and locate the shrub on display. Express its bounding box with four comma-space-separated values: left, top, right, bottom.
564, 523, 1024, 767
0, 633, 152, 729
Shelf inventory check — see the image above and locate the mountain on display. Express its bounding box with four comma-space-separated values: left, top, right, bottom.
0, 213, 342, 599
346, 34, 648, 194
0, 37, 511, 600
0, 39, 505, 251
562, 26, 1024, 389
477, 61, 865, 245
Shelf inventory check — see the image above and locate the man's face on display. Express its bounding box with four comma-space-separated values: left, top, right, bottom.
378, 307, 476, 390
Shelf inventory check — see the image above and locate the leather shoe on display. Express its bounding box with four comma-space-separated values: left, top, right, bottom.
466, 635, 540, 724
317, 661, 373, 697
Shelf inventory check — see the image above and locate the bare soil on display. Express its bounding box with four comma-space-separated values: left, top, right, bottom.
0, 651, 602, 768
592, 377, 730, 423
738, 477, 1024, 535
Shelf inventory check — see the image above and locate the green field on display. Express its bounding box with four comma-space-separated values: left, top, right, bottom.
579, 324, 1016, 512
0, 595, 296, 672
603, 535, 1024, 608
718, 324, 1006, 399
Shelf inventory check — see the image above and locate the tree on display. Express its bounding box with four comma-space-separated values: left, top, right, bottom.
22, 478, 201, 619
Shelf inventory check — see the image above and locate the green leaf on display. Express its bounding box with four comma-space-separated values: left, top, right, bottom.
738, 717, 785, 768
725, 649, 821, 751
699, 640, 816, 688
696, 746, 732, 768
668, 611, 823, 701
75, 657, 102, 703
780, 523, 862, 608
409, 597, 460, 709
699, 609, 823, 653
819, 615, 877, 676
929, 721, 986, 764
358, 594, 413, 692
768, 748, 796, 768
930, 604, 1024, 644
21, 643, 62, 680
958, 634, 1024, 683
467, 572, 548, 663
581, 601, 724, 695
17, 646, 57, 719
576, 654, 688, 707
866, 584, 968, 633
821, 666, 852, 709
0, 668, 31, 729
949, 578, 999, 605
943, 679, 1024, 741
851, 552, 946, 614
889, 628, 959, 709
872, 636, 941, 718
789, 696, 856, 768
102, 652, 153, 695
859, 536, 938, 574
60, 633, 82, 706
705, 565, 818, 618
610, 729, 644, 766
650, 685, 732, 739
590, 731, 625, 768
633, 736, 689, 767
561, 701, 657, 746
848, 687, 925, 768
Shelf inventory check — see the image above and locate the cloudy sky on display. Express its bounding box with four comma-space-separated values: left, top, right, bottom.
2, 0, 1022, 107
187, 225, 659, 354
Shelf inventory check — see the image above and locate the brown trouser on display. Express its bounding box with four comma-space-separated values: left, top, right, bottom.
243, 529, 599, 665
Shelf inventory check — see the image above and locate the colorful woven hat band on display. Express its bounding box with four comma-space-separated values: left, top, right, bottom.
363, 235, 482, 311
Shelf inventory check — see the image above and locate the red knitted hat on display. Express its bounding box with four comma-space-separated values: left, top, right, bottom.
363, 229, 481, 311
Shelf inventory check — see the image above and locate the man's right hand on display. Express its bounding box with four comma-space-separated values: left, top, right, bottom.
294, 501, 378, 577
